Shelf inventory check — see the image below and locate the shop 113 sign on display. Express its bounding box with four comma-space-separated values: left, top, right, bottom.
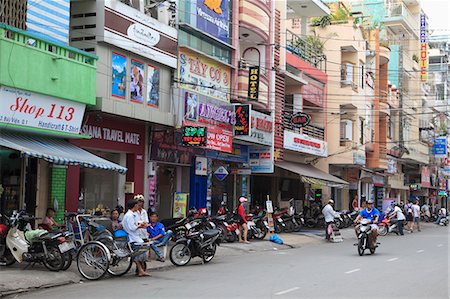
182, 126, 207, 146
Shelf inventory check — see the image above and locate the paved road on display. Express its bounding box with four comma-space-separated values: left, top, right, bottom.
12, 224, 449, 299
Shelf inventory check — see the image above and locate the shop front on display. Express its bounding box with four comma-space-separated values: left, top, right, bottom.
69, 112, 145, 213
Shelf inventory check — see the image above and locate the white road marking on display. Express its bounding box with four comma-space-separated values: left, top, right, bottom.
437, 244, 443, 247
274, 287, 301, 296
345, 268, 361, 274
387, 258, 399, 262
417, 250, 424, 253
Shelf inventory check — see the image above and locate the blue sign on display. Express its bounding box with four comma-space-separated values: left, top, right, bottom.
434, 137, 447, 157
196, 0, 230, 43
214, 166, 229, 181
206, 144, 249, 163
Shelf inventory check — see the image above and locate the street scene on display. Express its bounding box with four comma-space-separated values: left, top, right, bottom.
0, 0, 449, 298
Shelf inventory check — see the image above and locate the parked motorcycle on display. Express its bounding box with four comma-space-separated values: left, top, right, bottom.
169, 221, 221, 266
246, 215, 268, 240
1, 211, 74, 271
355, 219, 378, 256
379, 216, 398, 236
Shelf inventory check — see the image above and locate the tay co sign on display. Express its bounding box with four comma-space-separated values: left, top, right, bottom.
0, 86, 86, 134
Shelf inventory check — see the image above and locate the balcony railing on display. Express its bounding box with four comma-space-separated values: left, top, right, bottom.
286, 29, 327, 72
385, 3, 418, 32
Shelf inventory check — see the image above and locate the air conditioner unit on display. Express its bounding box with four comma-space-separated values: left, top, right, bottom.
157, 1, 177, 26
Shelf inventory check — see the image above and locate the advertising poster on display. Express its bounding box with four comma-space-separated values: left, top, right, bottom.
147, 64, 160, 107
112, 52, 127, 98
130, 59, 145, 103
195, 156, 208, 176
148, 175, 157, 211
173, 193, 188, 218
234, 105, 251, 136
184, 92, 199, 121
249, 146, 274, 173
196, 0, 230, 43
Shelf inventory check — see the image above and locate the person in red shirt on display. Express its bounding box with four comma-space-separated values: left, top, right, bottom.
237, 197, 250, 244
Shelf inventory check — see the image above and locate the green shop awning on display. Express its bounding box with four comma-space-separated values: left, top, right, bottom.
0, 132, 127, 174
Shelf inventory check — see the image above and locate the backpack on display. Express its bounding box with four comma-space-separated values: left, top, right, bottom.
406, 204, 413, 216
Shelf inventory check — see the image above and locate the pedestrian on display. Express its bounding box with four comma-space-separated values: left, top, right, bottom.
421, 202, 431, 222
122, 199, 149, 277
147, 212, 173, 262
412, 200, 421, 232
389, 203, 406, 235
351, 195, 359, 211
434, 207, 448, 225
237, 197, 250, 244
322, 199, 338, 241
404, 200, 414, 232
111, 209, 122, 231
134, 194, 150, 241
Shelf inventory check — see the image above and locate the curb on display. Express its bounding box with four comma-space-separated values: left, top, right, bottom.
0, 280, 78, 298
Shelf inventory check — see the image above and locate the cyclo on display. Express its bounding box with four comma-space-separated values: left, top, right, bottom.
73, 214, 150, 280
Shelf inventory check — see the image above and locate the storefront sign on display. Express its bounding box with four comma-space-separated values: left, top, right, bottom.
283, 130, 327, 157
0, 86, 86, 134
195, 156, 208, 176
433, 137, 447, 157
150, 129, 193, 165
206, 126, 233, 153
182, 126, 207, 146
247, 66, 260, 101
102, 0, 177, 68
234, 105, 250, 136
236, 110, 273, 146
178, 48, 231, 102
410, 184, 421, 191
173, 193, 188, 218
387, 158, 397, 174
206, 144, 248, 163
214, 166, 229, 181
81, 125, 141, 145
196, 0, 230, 43
421, 166, 431, 188
302, 82, 324, 107
290, 112, 311, 128
353, 152, 366, 165
249, 146, 274, 173
420, 13, 428, 81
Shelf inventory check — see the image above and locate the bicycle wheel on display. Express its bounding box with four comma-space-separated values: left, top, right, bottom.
77, 242, 110, 280
107, 246, 133, 277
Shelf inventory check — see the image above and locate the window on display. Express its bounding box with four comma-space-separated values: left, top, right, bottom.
340, 120, 353, 141
292, 18, 300, 29
341, 63, 354, 85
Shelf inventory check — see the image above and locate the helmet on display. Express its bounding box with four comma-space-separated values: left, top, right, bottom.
133, 194, 145, 202
367, 199, 375, 204
328, 199, 334, 204
239, 197, 247, 203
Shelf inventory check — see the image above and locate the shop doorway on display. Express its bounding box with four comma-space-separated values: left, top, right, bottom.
156, 165, 176, 220
24, 158, 38, 216
0, 148, 21, 215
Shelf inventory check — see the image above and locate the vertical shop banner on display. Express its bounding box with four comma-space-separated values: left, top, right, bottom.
130, 59, 145, 103
196, 0, 230, 43
420, 13, 428, 81
146, 64, 160, 107
178, 48, 231, 102
112, 52, 127, 98
236, 109, 274, 146
173, 193, 188, 218
247, 66, 260, 101
249, 146, 274, 173
184, 92, 199, 121
434, 137, 447, 157
421, 166, 431, 188
148, 175, 157, 211
234, 105, 251, 136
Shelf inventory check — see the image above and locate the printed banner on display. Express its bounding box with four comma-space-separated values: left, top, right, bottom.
196, 0, 230, 43
146, 64, 160, 107
112, 52, 127, 98
0, 86, 86, 134
130, 59, 145, 103
173, 193, 188, 218
434, 137, 447, 157
249, 146, 274, 173
178, 48, 231, 102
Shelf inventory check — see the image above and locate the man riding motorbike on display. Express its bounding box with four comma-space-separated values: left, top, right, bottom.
354, 199, 380, 248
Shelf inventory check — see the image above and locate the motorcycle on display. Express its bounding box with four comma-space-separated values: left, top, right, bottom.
438, 216, 449, 226
379, 216, 398, 236
169, 221, 221, 266
1, 211, 74, 271
355, 219, 378, 256
246, 215, 268, 240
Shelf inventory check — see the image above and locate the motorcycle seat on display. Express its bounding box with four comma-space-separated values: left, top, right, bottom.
203, 229, 220, 239
42, 232, 63, 240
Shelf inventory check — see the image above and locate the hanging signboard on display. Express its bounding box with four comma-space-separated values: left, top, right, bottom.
182, 126, 207, 146
234, 104, 251, 136
247, 66, 260, 101
433, 137, 447, 157
290, 112, 311, 128
214, 166, 229, 181
420, 13, 428, 81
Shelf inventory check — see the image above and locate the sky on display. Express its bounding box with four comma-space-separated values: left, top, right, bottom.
421, 0, 450, 37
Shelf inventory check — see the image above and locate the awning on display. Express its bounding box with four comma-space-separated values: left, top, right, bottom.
0, 132, 127, 174
276, 161, 348, 187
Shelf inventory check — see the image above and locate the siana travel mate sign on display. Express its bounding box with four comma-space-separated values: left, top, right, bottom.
182, 126, 207, 146
247, 66, 260, 101
234, 105, 250, 136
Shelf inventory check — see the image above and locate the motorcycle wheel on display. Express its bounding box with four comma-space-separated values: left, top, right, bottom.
0, 248, 16, 266
254, 223, 268, 240
218, 224, 228, 242
335, 219, 342, 229
357, 237, 365, 256
274, 222, 282, 233
61, 252, 73, 271
379, 225, 388, 236
202, 244, 217, 263
370, 247, 376, 254
293, 219, 302, 232
43, 246, 65, 271
283, 221, 294, 233
169, 243, 191, 266
226, 231, 237, 243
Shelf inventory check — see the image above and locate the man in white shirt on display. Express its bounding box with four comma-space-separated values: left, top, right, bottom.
412, 200, 421, 232
322, 199, 338, 241
421, 203, 431, 221
390, 203, 406, 235
122, 199, 149, 277
135, 195, 149, 240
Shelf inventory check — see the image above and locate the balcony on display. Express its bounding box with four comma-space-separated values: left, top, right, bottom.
287, 0, 330, 18
0, 24, 97, 105
383, 3, 419, 38
286, 30, 327, 72
284, 111, 325, 141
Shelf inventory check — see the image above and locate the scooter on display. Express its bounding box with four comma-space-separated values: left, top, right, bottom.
1, 211, 73, 271
354, 219, 379, 256
379, 216, 398, 236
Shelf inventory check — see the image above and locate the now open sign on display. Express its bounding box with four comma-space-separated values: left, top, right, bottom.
0, 86, 86, 134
